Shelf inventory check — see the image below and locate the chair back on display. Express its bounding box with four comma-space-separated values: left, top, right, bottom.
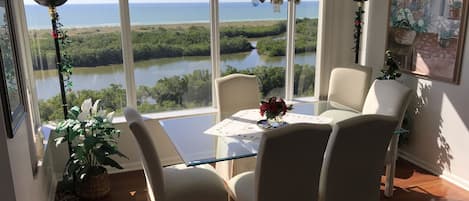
327, 66, 372, 111
124, 108, 165, 201
255, 123, 332, 201
216, 74, 260, 121
362, 79, 412, 127
319, 115, 398, 201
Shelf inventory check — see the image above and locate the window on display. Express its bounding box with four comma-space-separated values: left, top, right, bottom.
22, 0, 320, 122
220, 0, 288, 99
25, 1, 126, 122
294, 0, 318, 97
129, 1, 212, 113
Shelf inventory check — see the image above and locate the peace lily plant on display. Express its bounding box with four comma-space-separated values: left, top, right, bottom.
55, 98, 126, 185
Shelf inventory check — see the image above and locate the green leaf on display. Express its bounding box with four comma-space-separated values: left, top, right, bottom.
68, 130, 81, 142
54, 137, 66, 146
68, 106, 81, 119
99, 143, 129, 159
102, 157, 124, 169
79, 173, 87, 181
84, 137, 99, 151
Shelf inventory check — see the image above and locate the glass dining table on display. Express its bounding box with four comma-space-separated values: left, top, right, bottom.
158, 101, 357, 167
159, 100, 406, 198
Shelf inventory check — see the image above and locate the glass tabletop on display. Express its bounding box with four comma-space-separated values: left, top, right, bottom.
159, 113, 269, 167
159, 101, 357, 166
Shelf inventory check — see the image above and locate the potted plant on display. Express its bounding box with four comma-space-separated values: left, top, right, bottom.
377, 50, 402, 80
391, 8, 426, 45
55, 98, 127, 199
438, 30, 453, 48
449, 0, 462, 19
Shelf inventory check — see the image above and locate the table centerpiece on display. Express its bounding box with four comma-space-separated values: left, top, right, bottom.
258, 96, 293, 129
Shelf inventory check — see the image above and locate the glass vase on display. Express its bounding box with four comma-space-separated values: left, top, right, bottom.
267, 115, 285, 128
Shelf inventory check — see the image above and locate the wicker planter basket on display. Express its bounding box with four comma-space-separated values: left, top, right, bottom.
75, 167, 111, 200
392, 28, 416, 46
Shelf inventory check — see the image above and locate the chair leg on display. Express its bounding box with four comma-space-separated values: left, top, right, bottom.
384, 134, 399, 197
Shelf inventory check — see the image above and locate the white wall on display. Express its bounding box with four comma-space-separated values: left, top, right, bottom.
6, 123, 56, 201
363, 1, 469, 191
0, 105, 17, 201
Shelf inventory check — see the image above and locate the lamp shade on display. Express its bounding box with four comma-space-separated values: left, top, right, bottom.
34, 0, 67, 7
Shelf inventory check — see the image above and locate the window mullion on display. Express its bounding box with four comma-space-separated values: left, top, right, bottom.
119, 0, 137, 108
285, 0, 296, 101
210, 0, 220, 108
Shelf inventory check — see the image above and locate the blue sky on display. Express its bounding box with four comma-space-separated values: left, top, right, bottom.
24, 0, 316, 5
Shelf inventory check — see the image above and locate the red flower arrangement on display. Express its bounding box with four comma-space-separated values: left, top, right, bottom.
259, 97, 293, 120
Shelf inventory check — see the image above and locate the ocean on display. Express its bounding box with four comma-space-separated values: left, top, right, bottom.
25, 1, 318, 29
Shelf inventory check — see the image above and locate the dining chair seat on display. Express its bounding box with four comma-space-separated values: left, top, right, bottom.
319, 109, 360, 124
163, 164, 228, 201
227, 171, 255, 201
124, 107, 228, 201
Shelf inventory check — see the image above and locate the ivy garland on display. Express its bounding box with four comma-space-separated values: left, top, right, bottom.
353, 0, 367, 64
50, 9, 73, 92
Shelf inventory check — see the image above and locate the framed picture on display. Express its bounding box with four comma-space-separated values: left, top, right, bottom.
0, 0, 26, 138
387, 0, 468, 84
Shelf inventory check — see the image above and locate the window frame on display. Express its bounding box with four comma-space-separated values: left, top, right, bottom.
21, 0, 321, 122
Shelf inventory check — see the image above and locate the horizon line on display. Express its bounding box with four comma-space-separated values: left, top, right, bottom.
24, 0, 318, 5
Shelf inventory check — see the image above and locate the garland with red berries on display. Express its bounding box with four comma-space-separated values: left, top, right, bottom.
50, 9, 73, 92
353, 0, 367, 64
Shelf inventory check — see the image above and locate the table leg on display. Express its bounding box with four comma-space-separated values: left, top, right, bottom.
384, 134, 399, 197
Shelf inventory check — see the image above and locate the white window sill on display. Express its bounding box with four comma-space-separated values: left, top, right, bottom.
112, 106, 218, 124
116, 96, 316, 122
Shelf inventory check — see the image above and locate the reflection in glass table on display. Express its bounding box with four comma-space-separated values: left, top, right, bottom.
159, 101, 357, 166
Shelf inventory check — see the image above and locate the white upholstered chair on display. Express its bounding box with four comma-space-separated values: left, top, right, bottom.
326, 65, 372, 111
227, 123, 332, 201
319, 66, 372, 123
215, 73, 260, 180
124, 108, 228, 201
319, 115, 399, 201
216, 73, 260, 122
361, 79, 412, 197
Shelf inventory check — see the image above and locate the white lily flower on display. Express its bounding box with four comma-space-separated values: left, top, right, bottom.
92, 99, 101, 115
106, 111, 115, 123
77, 112, 88, 122
81, 98, 92, 115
